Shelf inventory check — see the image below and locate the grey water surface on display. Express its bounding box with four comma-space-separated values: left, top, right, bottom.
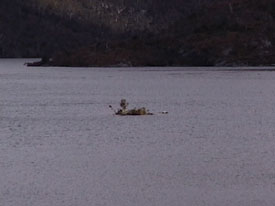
1, 59, 275, 206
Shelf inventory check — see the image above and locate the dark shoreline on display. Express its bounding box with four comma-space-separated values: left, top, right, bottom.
25, 58, 275, 69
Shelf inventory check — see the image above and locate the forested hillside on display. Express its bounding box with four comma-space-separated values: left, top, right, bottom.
180, 0, 275, 66
1, 0, 275, 66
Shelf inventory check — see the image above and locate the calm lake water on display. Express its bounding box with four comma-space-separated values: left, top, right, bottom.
1, 59, 275, 206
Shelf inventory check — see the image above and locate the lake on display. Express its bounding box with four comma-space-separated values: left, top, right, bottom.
1, 59, 275, 206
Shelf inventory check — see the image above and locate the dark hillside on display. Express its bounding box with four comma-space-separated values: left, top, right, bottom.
1, 0, 275, 66
0, 0, 110, 57
48, 0, 275, 66
0, 0, 194, 58
179, 0, 275, 66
